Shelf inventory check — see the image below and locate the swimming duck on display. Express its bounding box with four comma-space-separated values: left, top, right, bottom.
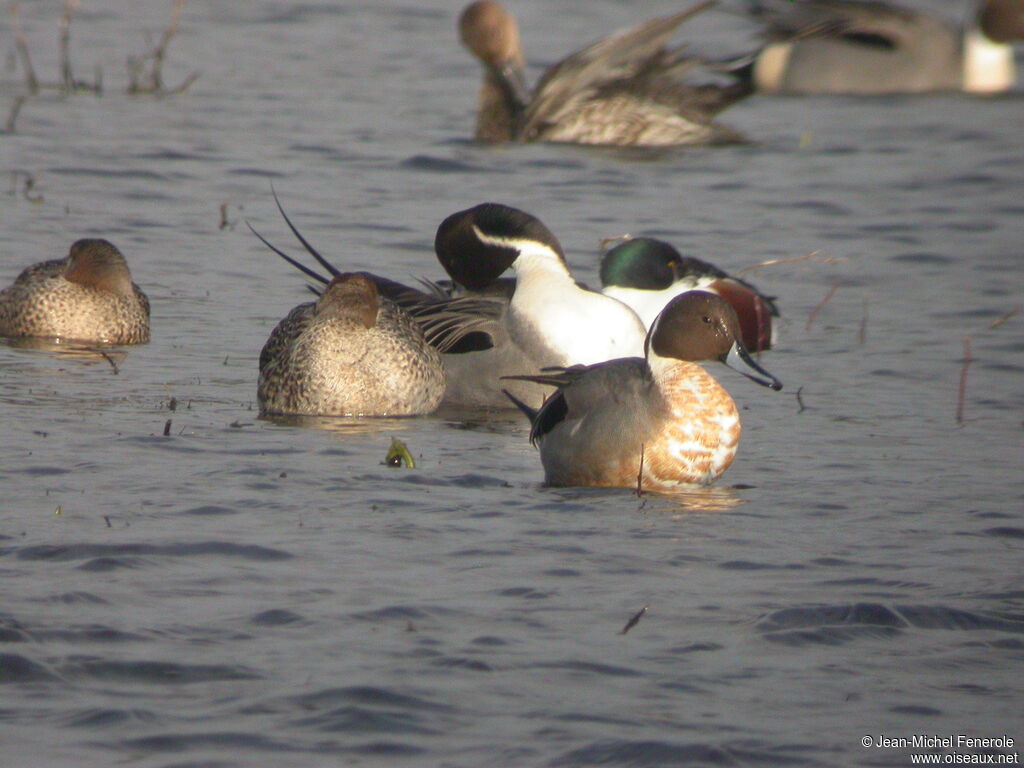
257, 273, 446, 417
599, 236, 778, 352
746, 0, 1024, 94
0, 239, 150, 345
505, 291, 783, 490
255, 199, 648, 409
458, 0, 751, 146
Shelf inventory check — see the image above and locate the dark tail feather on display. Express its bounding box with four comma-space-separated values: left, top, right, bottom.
247, 220, 331, 286
270, 185, 342, 279
502, 388, 538, 424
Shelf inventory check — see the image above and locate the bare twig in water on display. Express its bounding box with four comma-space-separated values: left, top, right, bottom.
97, 349, 119, 374
219, 202, 232, 230
4, 95, 27, 133
955, 336, 973, 425
57, 0, 100, 94
127, 0, 199, 95
736, 251, 845, 276
21, 172, 43, 203
10, 2, 39, 93
988, 305, 1021, 330
795, 386, 806, 413
599, 233, 632, 251
858, 297, 869, 345
806, 281, 840, 331
619, 604, 649, 635
163, 419, 172, 436
635, 443, 645, 497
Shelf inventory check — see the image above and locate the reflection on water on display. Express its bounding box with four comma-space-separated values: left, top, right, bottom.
260, 411, 421, 437
1, 336, 129, 367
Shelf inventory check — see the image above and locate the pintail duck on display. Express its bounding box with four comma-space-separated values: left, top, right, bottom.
599, 236, 778, 352
458, 0, 750, 147
745, 0, 1024, 94
505, 291, 783, 491
0, 239, 150, 345
255, 199, 648, 409
257, 273, 445, 417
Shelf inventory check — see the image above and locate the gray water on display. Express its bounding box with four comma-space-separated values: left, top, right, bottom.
1, 1, 1022, 766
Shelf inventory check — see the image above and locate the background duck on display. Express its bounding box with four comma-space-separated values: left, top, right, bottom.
505, 291, 782, 491
744, 0, 1024, 94
257, 273, 445, 417
458, 0, 751, 147
599, 236, 778, 352
0, 239, 150, 346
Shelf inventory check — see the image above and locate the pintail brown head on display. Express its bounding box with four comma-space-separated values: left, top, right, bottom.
648, 291, 782, 390
978, 0, 1024, 42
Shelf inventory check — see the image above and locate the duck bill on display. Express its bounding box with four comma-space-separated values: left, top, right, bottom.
722, 341, 783, 391
492, 60, 531, 112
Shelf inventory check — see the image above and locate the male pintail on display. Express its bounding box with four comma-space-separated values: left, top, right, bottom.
744, 0, 1024, 94
505, 291, 782, 491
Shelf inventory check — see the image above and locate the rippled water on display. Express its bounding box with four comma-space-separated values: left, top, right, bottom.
2, 1, 1022, 766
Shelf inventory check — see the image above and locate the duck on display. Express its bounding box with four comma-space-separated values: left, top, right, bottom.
457, 0, 751, 147
599, 236, 778, 352
254, 198, 648, 409
257, 273, 446, 417
745, 0, 1024, 94
504, 291, 782, 491
0, 239, 150, 345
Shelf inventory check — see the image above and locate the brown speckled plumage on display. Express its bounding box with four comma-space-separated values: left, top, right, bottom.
459, 0, 749, 147
0, 239, 150, 345
258, 274, 446, 417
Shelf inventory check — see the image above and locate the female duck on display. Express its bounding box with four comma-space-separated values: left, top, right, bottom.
0, 239, 150, 345
458, 0, 750, 146
505, 291, 782, 491
599, 236, 778, 352
747, 0, 1024, 94
258, 273, 445, 417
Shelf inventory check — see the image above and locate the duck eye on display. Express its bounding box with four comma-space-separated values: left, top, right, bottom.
701, 316, 712, 324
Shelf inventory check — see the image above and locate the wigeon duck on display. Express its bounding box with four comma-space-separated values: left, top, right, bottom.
504, 291, 782, 491
746, 0, 1024, 94
257, 273, 445, 417
0, 239, 150, 345
599, 236, 778, 352
458, 0, 750, 146
255, 199, 648, 409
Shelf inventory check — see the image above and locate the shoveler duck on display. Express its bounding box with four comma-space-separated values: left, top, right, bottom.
599, 236, 778, 352
745, 0, 1024, 94
457, 0, 751, 146
504, 291, 782, 491
255, 198, 648, 409
257, 273, 445, 417
0, 239, 150, 345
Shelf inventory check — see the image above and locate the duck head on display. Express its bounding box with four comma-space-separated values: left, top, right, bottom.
978, 0, 1024, 42
434, 202, 566, 290
647, 291, 782, 390
317, 273, 379, 329
601, 237, 686, 291
63, 239, 135, 298
458, 1, 531, 110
